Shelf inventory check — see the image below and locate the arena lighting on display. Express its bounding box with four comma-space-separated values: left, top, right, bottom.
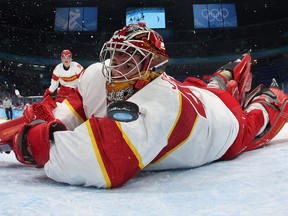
32, 64, 46, 70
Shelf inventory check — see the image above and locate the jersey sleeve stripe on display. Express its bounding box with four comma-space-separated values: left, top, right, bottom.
52, 74, 59, 81
77, 68, 85, 78
167, 92, 182, 139
88, 117, 142, 187
151, 88, 200, 163
61, 75, 78, 82
86, 120, 112, 188
116, 121, 145, 169
153, 115, 199, 163
64, 100, 85, 123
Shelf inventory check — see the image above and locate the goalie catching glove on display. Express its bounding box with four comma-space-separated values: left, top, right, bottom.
23, 96, 56, 123
13, 119, 67, 167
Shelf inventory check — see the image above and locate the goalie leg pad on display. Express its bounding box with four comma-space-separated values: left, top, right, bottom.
13, 119, 67, 167
244, 86, 288, 151
220, 81, 288, 160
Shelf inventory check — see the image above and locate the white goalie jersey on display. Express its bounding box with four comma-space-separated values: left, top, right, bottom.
45, 73, 239, 188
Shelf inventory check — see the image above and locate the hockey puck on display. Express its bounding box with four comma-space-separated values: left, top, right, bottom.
107, 101, 139, 122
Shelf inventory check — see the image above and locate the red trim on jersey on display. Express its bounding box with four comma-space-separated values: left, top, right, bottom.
205, 88, 264, 160
52, 74, 59, 81
183, 77, 207, 88
65, 89, 87, 121
55, 86, 75, 103
89, 117, 141, 188
151, 82, 204, 163
77, 68, 85, 78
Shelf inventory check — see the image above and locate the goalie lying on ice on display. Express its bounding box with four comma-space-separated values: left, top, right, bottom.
8, 23, 288, 188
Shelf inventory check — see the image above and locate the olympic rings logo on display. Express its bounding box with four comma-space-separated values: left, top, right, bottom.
201, 9, 229, 21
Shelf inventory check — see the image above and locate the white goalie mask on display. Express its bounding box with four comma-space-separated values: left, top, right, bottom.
99, 22, 169, 102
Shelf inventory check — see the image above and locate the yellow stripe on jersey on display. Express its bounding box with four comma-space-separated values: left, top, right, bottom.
151, 92, 199, 164
116, 121, 145, 169
167, 92, 182, 139
155, 115, 199, 163
64, 100, 85, 123
61, 75, 78, 82
86, 121, 112, 188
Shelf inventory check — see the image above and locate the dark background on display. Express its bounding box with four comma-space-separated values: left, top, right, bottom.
0, 0, 288, 98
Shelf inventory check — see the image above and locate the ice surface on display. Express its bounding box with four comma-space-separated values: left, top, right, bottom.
1, 121, 288, 216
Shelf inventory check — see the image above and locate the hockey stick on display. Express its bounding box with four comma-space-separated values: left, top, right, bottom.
15, 89, 43, 99
15, 89, 23, 98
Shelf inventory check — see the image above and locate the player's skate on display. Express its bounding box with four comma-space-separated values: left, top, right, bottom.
243, 79, 288, 151
208, 52, 252, 105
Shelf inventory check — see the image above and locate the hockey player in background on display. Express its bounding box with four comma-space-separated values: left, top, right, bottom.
4, 23, 288, 188
43, 49, 84, 103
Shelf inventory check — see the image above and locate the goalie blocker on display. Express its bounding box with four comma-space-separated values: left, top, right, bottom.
13, 119, 66, 167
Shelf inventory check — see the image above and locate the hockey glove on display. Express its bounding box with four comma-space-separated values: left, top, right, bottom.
13, 119, 67, 167
43, 88, 53, 98
23, 95, 57, 123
